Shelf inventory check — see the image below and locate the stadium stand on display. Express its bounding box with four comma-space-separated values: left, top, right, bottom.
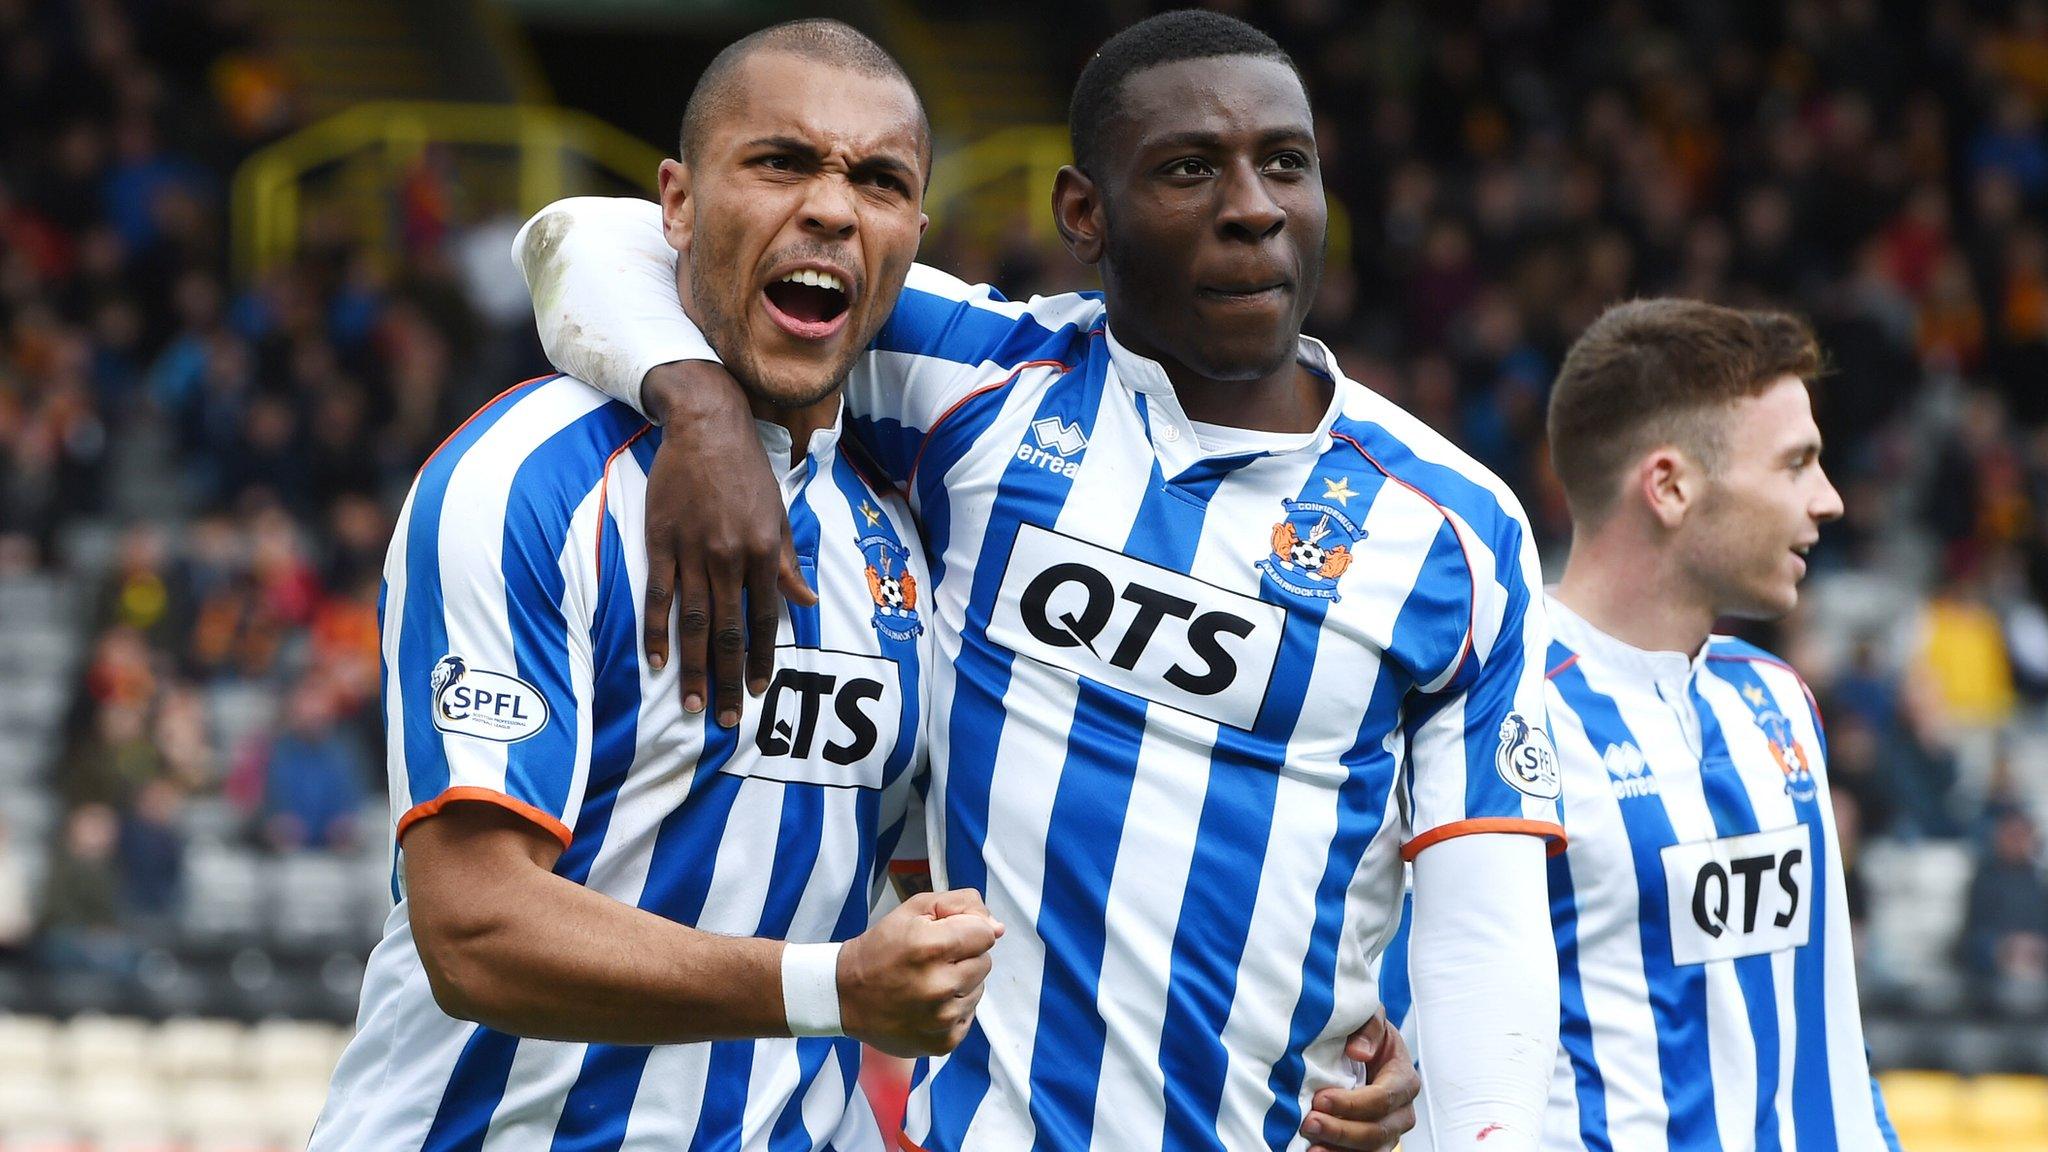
2, 0, 2048, 1145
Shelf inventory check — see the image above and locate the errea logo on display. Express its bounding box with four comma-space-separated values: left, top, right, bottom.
1017, 416, 1089, 477
1605, 741, 1659, 799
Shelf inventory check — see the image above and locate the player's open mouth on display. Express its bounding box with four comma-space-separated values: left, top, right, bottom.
762, 266, 854, 340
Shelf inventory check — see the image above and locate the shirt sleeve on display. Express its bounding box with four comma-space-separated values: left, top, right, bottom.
1400, 493, 1566, 860
1405, 833, 1559, 1152
384, 421, 601, 852
513, 196, 720, 414
513, 197, 1101, 485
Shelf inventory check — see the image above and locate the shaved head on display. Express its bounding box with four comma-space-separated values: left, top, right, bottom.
679, 18, 930, 176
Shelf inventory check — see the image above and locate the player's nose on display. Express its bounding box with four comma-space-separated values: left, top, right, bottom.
1811, 467, 1845, 522
799, 176, 858, 238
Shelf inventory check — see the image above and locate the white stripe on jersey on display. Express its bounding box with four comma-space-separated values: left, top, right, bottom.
316, 374, 929, 1152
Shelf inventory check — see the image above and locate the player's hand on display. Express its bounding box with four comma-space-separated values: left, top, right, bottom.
640, 362, 816, 728
837, 889, 1003, 1058
1299, 1010, 1419, 1152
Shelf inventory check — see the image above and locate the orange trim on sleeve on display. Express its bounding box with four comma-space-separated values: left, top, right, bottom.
888, 859, 932, 876
1545, 652, 1581, 680
897, 1133, 930, 1152
1402, 817, 1566, 862
397, 786, 573, 851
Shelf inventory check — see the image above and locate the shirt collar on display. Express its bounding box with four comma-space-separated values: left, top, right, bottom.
1545, 592, 1703, 692
753, 395, 845, 490
1102, 323, 1345, 457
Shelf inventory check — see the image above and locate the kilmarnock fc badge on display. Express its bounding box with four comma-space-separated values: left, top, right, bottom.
1258, 495, 1365, 601
1743, 683, 1817, 802
860, 533, 924, 642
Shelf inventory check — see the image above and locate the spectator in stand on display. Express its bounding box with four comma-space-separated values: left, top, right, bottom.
0, 812, 31, 961
38, 803, 131, 974
254, 678, 365, 852
1961, 807, 2048, 984
118, 777, 184, 931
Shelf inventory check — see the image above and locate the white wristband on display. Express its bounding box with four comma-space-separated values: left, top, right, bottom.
781, 942, 845, 1037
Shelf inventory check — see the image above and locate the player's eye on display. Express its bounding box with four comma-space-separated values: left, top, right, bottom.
758, 154, 798, 173
1264, 150, 1310, 174
1162, 157, 1213, 178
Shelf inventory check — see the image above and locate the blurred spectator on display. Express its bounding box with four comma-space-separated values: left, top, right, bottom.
118, 778, 185, 926
38, 804, 132, 974
0, 814, 31, 959
251, 679, 366, 852
1960, 808, 2048, 983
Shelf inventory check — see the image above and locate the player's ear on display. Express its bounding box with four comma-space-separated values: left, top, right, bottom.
1641, 446, 1695, 530
658, 158, 694, 254
1053, 165, 1105, 265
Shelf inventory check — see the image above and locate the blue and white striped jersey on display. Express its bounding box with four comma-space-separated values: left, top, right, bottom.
1383, 596, 1899, 1152
821, 267, 1564, 1152
313, 374, 929, 1152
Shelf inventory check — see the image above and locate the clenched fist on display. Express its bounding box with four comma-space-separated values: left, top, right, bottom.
838, 889, 1003, 1058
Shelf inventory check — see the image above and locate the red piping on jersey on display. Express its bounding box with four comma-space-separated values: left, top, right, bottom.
1545, 652, 1581, 680
897, 1134, 930, 1152
1401, 816, 1566, 861
888, 859, 932, 876
415, 374, 559, 478
1331, 431, 1481, 688
593, 424, 656, 584
398, 786, 574, 851
1705, 651, 1825, 736
905, 358, 1073, 489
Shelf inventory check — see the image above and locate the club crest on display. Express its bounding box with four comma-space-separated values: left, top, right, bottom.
860, 533, 923, 642
1258, 495, 1365, 601
1743, 683, 1816, 802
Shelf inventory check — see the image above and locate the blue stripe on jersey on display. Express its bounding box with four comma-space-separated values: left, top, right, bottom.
546, 723, 748, 1151
1549, 656, 1722, 1151
557, 466, 645, 888
1689, 686, 1785, 1152
1705, 654, 1839, 1152
1159, 455, 1359, 1152
825, 451, 914, 937
1026, 459, 1231, 1152
398, 377, 553, 808
1551, 829, 1614, 1152
924, 339, 1112, 1152
767, 1039, 841, 1152
1376, 890, 1413, 1028
787, 455, 825, 649
501, 405, 648, 821
420, 1027, 522, 1152
1259, 547, 1443, 1146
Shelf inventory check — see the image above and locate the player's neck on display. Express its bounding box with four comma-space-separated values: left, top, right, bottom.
1149, 346, 1330, 434
1554, 527, 1716, 656
748, 390, 842, 465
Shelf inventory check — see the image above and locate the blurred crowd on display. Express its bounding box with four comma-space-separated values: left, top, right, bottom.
0, 0, 535, 983
1, 0, 2047, 1020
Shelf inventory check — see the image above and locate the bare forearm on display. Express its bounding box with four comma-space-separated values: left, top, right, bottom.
418, 858, 788, 1044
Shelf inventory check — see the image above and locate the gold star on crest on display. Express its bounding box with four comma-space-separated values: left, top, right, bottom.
859, 500, 881, 527
1742, 683, 1767, 707
1322, 477, 1357, 505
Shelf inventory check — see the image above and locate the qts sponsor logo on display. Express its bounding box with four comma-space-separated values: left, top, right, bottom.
1661, 825, 1812, 965
988, 524, 1283, 730
726, 647, 903, 790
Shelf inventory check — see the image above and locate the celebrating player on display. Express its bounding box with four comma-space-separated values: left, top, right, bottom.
517, 11, 1560, 1151
1385, 299, 1901, 1150
312, 22, 1003, 1151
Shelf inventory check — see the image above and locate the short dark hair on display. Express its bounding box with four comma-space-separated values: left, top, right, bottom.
1547, 298, 1825, 525
679, 19, 929, 172
1068, 10, 1304, 177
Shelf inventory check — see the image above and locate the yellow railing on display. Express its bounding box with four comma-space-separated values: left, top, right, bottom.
232, 107, 1352, 283
230, 101, 665, 281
